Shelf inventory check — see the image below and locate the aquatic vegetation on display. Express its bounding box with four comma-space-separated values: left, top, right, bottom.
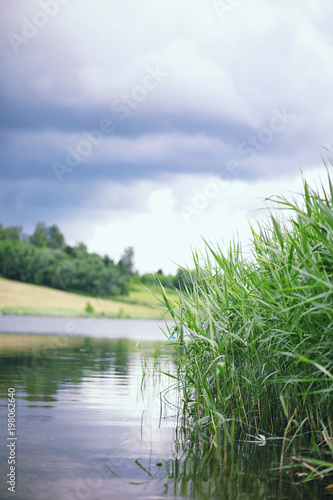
158, 165, 333, 483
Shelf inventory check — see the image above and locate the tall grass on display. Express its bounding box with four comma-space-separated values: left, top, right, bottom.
159, 167, 333, 480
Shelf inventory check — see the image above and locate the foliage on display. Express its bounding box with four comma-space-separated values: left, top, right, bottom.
174, 266, 195, 290
85, 301, 95, 314
29, 222, 65, 249
0, 222, 131, 297
140, 267, 196, 291
141, 269, 177, 289
159, 167, 333, 480
0, 224, 22, 241
118, 246, 135, 275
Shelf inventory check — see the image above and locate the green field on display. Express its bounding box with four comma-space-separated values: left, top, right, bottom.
0, 277, 178, 319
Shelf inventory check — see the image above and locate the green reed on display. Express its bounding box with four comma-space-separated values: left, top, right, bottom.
158, 167, 333, 480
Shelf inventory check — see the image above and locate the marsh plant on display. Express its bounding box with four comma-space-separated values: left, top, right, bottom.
158, 165, 333, 484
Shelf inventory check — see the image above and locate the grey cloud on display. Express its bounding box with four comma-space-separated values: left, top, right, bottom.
0, 176, 153, 232
1, 0, 333, 233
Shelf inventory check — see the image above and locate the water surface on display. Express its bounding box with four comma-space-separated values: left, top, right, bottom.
0, 331, 178, 500
0, 325, 330, 499
0, 315, 168, 339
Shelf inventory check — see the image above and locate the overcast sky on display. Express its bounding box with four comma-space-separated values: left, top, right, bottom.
1, 0, 332, 273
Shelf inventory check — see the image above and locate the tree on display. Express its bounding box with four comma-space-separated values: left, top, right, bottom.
1, 243, 36, 282
47, 225, 65, 249
103, 255, 114, 266
29, 222, 48, 248
29, 222, 65, 249
0, 224, 22, 241
119, 246, 134, 274
0, 221, 133, 297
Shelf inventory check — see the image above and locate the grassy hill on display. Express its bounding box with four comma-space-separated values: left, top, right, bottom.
0, 277, 177, 320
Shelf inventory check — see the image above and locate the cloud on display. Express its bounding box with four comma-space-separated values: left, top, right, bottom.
1, 0, 333, 271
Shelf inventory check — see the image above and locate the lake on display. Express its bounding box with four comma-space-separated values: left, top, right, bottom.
0, 317, 329, 499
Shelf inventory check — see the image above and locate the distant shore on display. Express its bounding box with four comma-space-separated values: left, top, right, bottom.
0, 277, 175, 321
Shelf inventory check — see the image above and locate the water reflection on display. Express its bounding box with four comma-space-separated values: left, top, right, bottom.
0, 333, 330, 500
0, 335, 136, 397
0, 333, 177, 500
161, 436, 328, 500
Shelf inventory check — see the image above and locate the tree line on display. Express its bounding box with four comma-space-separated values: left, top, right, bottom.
0, 222, 192, 297
0, 223, 133, 297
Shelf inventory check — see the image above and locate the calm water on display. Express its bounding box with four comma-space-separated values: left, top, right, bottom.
0, 315, 168, 339
0, 320, 330, 500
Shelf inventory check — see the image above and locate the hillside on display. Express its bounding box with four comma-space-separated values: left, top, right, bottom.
0, 277, 173, 320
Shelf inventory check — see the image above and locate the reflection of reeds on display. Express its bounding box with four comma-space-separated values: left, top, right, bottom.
157, 164, 333, 484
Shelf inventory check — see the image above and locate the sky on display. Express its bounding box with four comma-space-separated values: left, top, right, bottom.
1, 0, 333, 274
